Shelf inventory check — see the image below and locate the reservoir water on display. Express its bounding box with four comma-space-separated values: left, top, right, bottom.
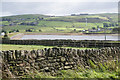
21, 35, 119, 41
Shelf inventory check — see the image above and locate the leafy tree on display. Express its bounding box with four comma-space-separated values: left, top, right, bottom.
74, 29, 76, 31
111, 23, 114, 27
97, 26, 99, 28
115, 23, 119, 26
109, 24, 112, 27
1, 30, 6, 33
103, 23, 108, 27
16, 29, 19, 32
39, 29, 42, 32
92, 27, 96, 30
112, 27, 120, 33
9, 31, 12, 33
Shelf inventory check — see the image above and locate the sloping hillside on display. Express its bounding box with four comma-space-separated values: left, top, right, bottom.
0, 13, 118, 34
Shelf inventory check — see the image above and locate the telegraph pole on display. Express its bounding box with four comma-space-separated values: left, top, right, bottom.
103, 23, 106, 40
86, 18, 87, 27
104, 27, 106, 40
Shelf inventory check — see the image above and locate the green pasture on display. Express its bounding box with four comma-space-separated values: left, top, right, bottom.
2, 21, 106, 33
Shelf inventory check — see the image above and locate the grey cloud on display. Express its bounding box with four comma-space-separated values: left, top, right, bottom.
1, 2, 118, 16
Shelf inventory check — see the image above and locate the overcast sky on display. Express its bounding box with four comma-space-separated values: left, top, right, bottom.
0, 0, 119, 16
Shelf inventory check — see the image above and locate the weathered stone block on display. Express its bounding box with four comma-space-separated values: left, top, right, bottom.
60, 57, 66, 62
64, 66, 72, 70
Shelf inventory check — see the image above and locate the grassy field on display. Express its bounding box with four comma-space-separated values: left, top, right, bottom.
2, 21, 105, 33
1, 44, 97, 50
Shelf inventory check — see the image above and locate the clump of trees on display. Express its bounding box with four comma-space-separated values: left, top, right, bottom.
103, 23, 118, 27
20, 21, 38, 26
92, 27, 96, 30
2, 18, 12, 22
39, 29, 42, 32
1, 30, 6, 33
25, 28, 35, 32
9, 29, 19, 33
112, 27, 120, 33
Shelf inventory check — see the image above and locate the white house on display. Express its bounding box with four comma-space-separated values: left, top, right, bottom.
1, 32, 5, 36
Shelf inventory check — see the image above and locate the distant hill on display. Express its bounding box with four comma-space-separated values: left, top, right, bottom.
1, 13, 118, 23
0, 13, 118, 34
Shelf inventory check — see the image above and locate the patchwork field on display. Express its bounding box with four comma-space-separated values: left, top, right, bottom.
1, 13, 118, 34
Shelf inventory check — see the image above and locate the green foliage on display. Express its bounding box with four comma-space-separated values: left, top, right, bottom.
112, 27, 120, 33
89, 59, 97, 69
24, 69, 119, 78
102, 60, 119, 72
98, 63, 106, 72
4, 33, 8, 38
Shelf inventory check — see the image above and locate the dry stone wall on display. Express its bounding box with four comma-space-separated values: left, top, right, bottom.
2, 39, 120, 47
1, 47, 120, 78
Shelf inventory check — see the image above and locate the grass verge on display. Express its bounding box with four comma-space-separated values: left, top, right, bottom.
1, 44, 97, 50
